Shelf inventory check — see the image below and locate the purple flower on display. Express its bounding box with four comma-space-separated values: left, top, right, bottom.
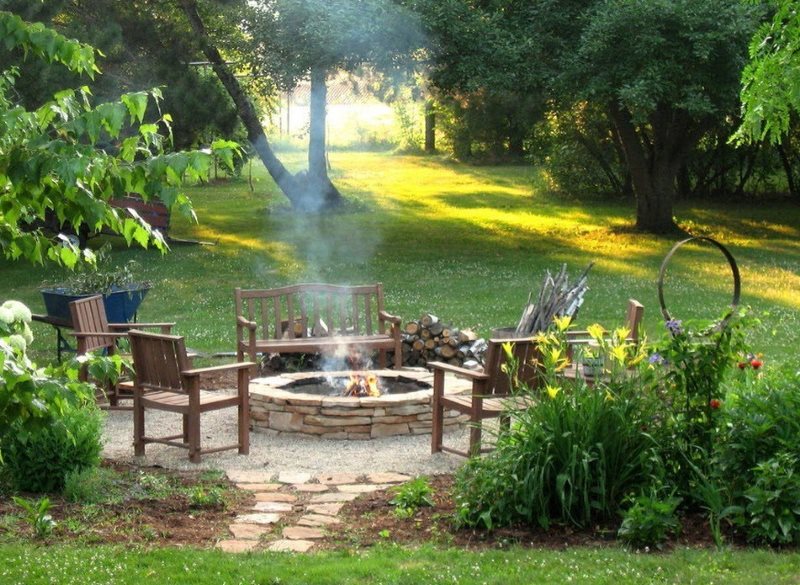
648, 352, 667, 366
665, 319, 683, 335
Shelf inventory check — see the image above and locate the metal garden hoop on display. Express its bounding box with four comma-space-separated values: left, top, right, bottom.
657, 236, 741, 325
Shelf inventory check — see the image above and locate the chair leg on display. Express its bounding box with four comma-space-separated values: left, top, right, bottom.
468, 420, 482, 458
431, 370, 444, 453
133, 394, 145, 457
188, 415, 201, 463
238, 369, 250, 455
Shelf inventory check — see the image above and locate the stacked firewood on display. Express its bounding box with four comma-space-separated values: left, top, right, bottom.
401, 313, 487, 369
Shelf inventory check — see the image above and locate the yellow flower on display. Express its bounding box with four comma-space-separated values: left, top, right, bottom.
553, 315, 572, 333
586, 323, 606, 341
613, 327, 630, 344
546, 384, 561, 399
610, 344, 628, 365
502, 341, 515, 361
604, 390, 615, 402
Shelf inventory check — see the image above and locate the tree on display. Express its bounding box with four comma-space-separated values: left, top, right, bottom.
414, 0, 757, 232
571, 1, 756, 231
736, 0, 800, 145
0, 11, 235, 266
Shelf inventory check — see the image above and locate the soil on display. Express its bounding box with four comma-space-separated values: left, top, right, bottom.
1, 464, 745, 551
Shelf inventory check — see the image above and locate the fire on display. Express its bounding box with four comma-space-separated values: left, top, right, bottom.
343, 372, 381, 397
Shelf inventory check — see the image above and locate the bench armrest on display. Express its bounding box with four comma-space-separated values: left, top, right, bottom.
428, 360, 489, 381
237, 315, 257, 331
71, 331, 128, 339
378, 310, 401, 325
109, 322, 175, 334
182, 362, 255, 377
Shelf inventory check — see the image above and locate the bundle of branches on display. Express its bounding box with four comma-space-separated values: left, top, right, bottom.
515, 263, 594, 336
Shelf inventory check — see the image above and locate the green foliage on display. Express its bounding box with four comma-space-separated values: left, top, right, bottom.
389, 476, 434, 518
651, 309, 755, 484
454, 349, 661, 530
0, 11, 238, 267
736, 0, 800, 144
1, 404, 104, 493
744, 453, 800, 545
14, 496, 55, 536
188, 486, 225, 509
46, 244, 144, 295
11, 496, 56, 539
617, 493, 681, 550
63, 466, 122, 505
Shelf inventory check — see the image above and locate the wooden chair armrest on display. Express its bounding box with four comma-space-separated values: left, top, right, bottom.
71, 331, 128, 339
182, 362, 256, 377
237, 315, 257, 330
428, 360, 489, 380
109, 322, 175, 332
378, 310, 402, 325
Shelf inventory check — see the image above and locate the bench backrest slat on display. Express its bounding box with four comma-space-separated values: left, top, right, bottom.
236, 284, 387, 341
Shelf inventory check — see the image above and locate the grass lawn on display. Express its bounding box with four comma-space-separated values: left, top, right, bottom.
4, 151, 798, 363
1, 543, 800, 584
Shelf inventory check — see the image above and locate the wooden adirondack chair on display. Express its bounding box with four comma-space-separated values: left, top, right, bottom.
69, 295, 174, 409
430, 337, 540, 457
127, 329, 254, 463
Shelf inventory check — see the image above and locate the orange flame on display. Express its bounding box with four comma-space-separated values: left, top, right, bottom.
344, 372, 381, 397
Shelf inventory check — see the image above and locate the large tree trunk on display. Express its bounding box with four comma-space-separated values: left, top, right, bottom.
178, 0, 341, 212
608, 101, 689, 233
424, 100, 436, 152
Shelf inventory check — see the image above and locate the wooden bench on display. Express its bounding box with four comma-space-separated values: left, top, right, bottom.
235, 283, 403, 370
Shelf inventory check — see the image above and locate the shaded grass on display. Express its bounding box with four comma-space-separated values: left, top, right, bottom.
1, 543, 799, 585
2, 151, 798, 362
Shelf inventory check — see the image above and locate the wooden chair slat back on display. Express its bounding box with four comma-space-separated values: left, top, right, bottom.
624, 299, 645, 342
128, 330, 190, 393
483, 337, 540, 396
69, 295, 114, 353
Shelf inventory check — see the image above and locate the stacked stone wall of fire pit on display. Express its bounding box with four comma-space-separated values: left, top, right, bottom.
249, 369, 470, 439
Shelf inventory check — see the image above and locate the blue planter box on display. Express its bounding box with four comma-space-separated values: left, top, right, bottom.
40, 285, 150, 325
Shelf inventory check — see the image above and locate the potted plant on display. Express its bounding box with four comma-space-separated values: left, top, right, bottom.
40, 247, 151, 325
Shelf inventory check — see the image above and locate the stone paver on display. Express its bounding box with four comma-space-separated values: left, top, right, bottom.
283, 526, 326, 540
317, 472, 360, 485
292, 483, 329, 493
338, 483, 387, 494
253, 501, 295, 513
216, 539, 259, 553
277, 471, 313, 484
306, 502, 345, 516
227, 470, 273, 484
234, 512, 283, 525
225, 469, 408, 554
267, 539, 316, 553
298, 514, 342, 527
229, 523, 271, 540
366, 472, 412, 484
236, 482, 282, 492
255, 492, 298, 503
309, 492, 359, 503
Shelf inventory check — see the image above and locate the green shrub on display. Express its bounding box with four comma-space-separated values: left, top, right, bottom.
389, 477, 434, 518
188, 486, 225, 509
716, 365, 800, 495
454, 376, 662, 530
744, 453, 800, 545
2, 406, 104, 493
64, 467, 121, 504
617, 494, 681, 550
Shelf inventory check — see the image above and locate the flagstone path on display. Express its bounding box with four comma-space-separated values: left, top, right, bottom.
216, 470, 412, 553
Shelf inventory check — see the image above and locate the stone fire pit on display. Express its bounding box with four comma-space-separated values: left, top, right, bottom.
249, 369, 470, 439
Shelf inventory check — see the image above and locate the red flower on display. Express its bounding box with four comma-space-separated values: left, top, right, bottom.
750, 358, 763, 370
709, 399, 722, 410
737, 362, 748, 369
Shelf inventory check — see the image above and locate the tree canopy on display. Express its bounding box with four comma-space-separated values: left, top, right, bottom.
736, 0, 800, 145
0, 10, 236, 266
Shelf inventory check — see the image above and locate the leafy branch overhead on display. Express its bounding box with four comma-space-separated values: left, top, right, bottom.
0, 11, 238, 267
